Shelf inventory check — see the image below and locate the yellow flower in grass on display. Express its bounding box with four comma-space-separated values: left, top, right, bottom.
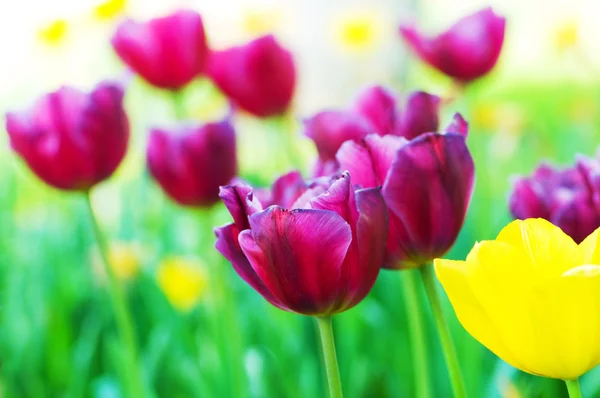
157, 256, 208, 312
94, 0, 127, 21
92, 242, 142, 282
553, 18, 579, 53
38, 19, 68, 46
435, 218, 600, 382
334, 11, 381, 52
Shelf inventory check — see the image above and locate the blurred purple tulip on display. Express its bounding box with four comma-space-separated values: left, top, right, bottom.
400, 7, 506, 83
112, 9, 209, 90
509, 157, 600, 243
147, 119, 237, 207
305, 86, 441, 176
214, 172, 387, 315
336, 114, 474, 269
208, 35, 296, 118
5, 81, 129, 191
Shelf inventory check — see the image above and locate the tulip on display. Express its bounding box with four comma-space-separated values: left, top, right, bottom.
208, 35, 296, 118
435, 218, 600, 396
306, 87, 441, 177
337, 113, 474, 269
147, 119, 237, 207
215, 171, 387, 397
112, 9, 209, 90
509, 159, 600, 243
5, 81, 129, 191
400, 7, 506, 83
336, 114, 473, 398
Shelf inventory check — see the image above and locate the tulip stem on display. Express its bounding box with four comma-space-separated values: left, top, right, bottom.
402, 270, 433, 398
171, 90, 187, 120
316, 316, 343, 398
565, 379, 582, 398
84, 193, 146, 398
420, 264, 467, 398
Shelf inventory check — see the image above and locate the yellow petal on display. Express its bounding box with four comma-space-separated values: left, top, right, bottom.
434, 258, 524, 370
579, 227, 600, 264
462, 241, 539, 373
526, 265, 600, 379
157, 257, 208, 312
496, 218, 582, 279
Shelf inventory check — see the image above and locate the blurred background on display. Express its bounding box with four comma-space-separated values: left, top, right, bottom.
1, 0, 600, 397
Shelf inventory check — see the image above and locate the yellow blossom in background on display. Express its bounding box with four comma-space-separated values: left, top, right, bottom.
472, 102, 526, 137
553, 18, 579, 53
435, 218, 600, 380
38, 19, 68, 46
92, 242, 142, 282
333, 11, 381, 53
240, 6, 282, 36
93, 0, 128, 21
157, 256, 208, 312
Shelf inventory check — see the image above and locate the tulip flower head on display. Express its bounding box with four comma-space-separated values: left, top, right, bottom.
5, 81, 129, 191
509, 158, 600, 243
435, 218, 600, 380
208, 35, 296, 118
112, 9, 209, 90
400, 7, 506, 83
147, 119, 237, 207
336, 113, 474, 269
214, 171, 387, 315
306, 86, 440, 177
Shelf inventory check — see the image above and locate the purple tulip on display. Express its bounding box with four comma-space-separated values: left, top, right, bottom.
509, 158, 600, 243
305, 87, 441, 177
112, 9, 209, 90
5, 81, 129, 191
336, 114, 474, 269
400, 7, 506, 83
214, 172, 387, 315
147, 119, 237, 207
208, 35, 296, 118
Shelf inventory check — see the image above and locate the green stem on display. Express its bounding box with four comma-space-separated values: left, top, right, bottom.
171, 90, 187, 120
565, 379, 582, 398
84, 193, 145, 398
401, 270, 433, 398
419, 264, 467, 398
315, 316, 343, 398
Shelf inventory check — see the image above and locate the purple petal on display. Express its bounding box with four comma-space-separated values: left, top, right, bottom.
219, 184, 262, 230
336, 134, 407, 189
397, 91, 440, 140
215, 224, 284, 308
509, 177, 548, 220
443, 113, 469, 137
382, 133, 474, 267
240, 207, 352, 315
551, 196, 600, 244
304, 110, 374, 161
352, 85, 399, 136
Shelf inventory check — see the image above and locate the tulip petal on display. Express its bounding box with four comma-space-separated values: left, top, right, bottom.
398, 91, 440, 140
382, 133, 474, 262
352, 85, 399, 136
240, 207, 352, 315
526, 267, 600, 379
434, 258, 525, 371
336, 134, 407, 188
219, 184, 262, 230
579, 227, 600, 264
443, 113, 469, 137
214, 224, 283, 308
495, 218, 583, 278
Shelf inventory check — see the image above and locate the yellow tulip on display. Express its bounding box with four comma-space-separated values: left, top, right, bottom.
435, 218, 600, 384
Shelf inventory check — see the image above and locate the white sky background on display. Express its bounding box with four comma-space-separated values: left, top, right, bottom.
0, 0, 599, 113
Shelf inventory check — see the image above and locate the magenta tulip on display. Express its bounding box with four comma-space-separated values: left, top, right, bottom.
336, 114, 474, 269
208, 35, 296, 118
509, 158, 600, 243
306, 87, 440, 177
112, 9, 209, 90
5, 81, 129, 191
214, 172, 387, 315
400, 7, 506, 83
147, 119, 237, 207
